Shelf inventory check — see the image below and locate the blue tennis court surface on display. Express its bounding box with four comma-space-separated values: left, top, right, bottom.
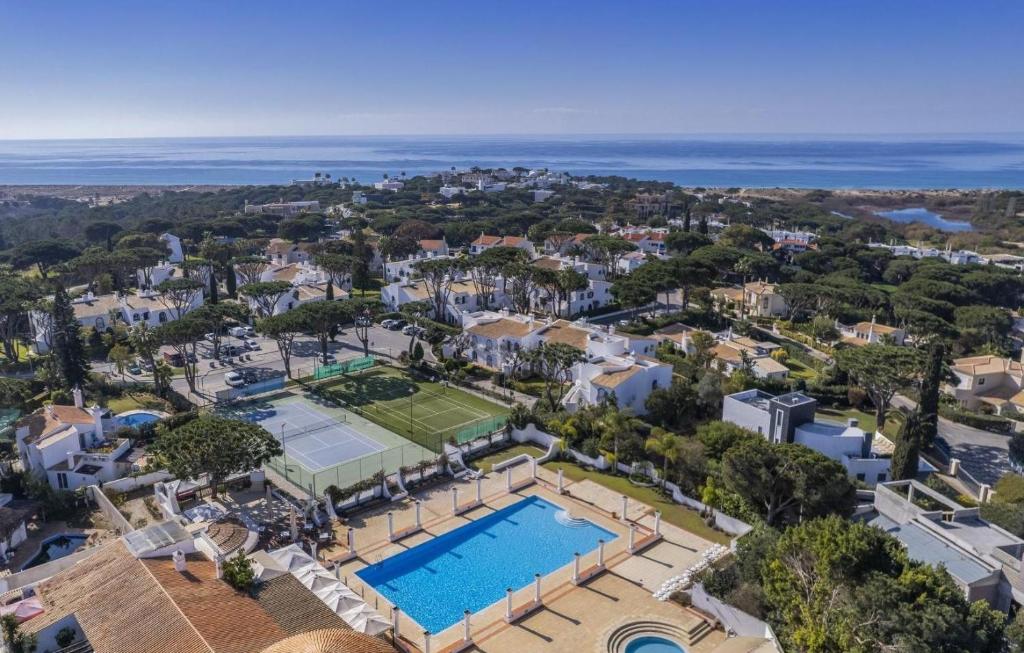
236, 400, 386, 472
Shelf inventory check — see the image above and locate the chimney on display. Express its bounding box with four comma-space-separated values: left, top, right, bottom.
73, 386, 84, 408
215, 555, 224, 579
173, 549, 187, 573
66, 451, 76, 471
91, 405, 105, 438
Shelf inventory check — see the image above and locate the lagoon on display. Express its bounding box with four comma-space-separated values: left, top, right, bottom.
873, 207, 973, 232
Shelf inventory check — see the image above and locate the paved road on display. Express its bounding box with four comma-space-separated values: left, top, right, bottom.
892, 394, 1011, 485
95, 324, 434, 405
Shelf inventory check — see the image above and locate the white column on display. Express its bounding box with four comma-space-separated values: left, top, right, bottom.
415, 500, 422, 529
506, 467, 513, 492
347, 527, 355, 555
654, 511, 662, 537
334, 562, 341, 580
572, 552, 581, 583
533, 573, 541, 605
621, 495, 628, 522
476, 476, 483, 504
423, 631, 431, 653
451, 487, 459, 515
530, 457, 537, 478
387, 512, 395, 540
628, 524, 636, 554
557, 468, 564, 494
463, 610, 472, 643
392, 607, 400, 638
505, 588, 514, 621
597, 539, 605, 568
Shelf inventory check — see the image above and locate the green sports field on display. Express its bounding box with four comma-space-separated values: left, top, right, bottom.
315, 365, 510, 452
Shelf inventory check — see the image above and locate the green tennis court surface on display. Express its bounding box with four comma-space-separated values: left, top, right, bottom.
314, 365, 510, 451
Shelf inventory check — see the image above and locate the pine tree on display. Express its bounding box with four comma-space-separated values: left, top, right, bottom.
891, 409, 923, 481
51, 285, 89, 389
918, 342, 944, 447
351, 227, 370, 295
699, 216, 709, 236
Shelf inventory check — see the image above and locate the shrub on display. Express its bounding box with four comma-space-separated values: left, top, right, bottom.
56, 627, 76, 648
847, 386, 867, 409
222, 550, 255, 592
581, 437, 601, 458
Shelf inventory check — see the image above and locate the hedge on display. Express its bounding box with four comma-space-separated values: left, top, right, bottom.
938, 405, 1013, 434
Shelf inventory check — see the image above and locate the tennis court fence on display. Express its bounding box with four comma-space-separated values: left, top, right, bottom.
265, 442, 437, 498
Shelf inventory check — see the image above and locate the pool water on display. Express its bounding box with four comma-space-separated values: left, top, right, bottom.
357, 495, 616, 633
22, 534, 88, 569
625, 636, 686, 653
115, 412, 160, 427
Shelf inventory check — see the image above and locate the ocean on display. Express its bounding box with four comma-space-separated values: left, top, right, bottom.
0, 135, 1022, 189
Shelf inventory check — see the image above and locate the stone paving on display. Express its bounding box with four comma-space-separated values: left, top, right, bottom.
325, 461, 770, 653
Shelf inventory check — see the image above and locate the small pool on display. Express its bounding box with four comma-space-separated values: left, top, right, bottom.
626, 636, 685, 653
22, 534, 88, 569
357, 495, 616, 634
115, 410, 164, 428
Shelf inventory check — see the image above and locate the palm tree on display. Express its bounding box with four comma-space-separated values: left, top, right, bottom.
598, 409, 638, 473
645, 429, 685, 489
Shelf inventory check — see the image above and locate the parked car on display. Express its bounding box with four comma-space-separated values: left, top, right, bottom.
402, 324, 417, 335
204, 332, 217, 342
222, 344, 243, 357
355, 316, 372, 327
127, 363, 142, 375
242, 370, 259, 384
380, 319, 396, 329
320, 353, 337, 364
162, 351, 184, 366
243, 338, 260, 351
138, 358, 154, 371
387, 320, 407, 331
224, 371, 246, 387
228, 326, 254, 337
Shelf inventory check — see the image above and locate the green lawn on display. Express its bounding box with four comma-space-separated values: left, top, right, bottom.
470, 444, 547, 473
106, 392, 172, 414
317, 365, 510, 451
541, 460, 733, 546
817, 406, 900, 439
783, 358, 817, 381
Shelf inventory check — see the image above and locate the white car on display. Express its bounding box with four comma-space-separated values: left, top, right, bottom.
228, 326, 255, 337
244, 338, 260, 350
224, 371, 246, 387
402, 324, 417, 335
380, 319, 396, 329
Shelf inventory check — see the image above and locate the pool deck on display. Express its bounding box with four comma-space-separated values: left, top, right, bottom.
326, 464, 770, 653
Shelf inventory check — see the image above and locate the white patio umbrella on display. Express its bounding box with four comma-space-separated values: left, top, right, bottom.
340, 603, 392, 635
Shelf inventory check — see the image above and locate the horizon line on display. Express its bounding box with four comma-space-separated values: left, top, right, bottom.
2, 131, 1024, 144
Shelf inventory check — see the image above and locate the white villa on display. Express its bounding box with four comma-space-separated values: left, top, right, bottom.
160, 233, 184, 263
530, 255, 613, 317
382, 240, 455, 283
836, 317, 907, 347
946, 354, 1024, 414
382, 278, 502, 323
722, 389, 930, 486
30, 288, 203, 354
244, 199, 321, 216
14, 389, 142, 491
265, 238, 315, 265
469, 233, 537, 258
250, 262, 349, 316
457, 310, 668, 414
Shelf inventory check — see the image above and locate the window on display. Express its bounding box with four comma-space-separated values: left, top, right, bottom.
978, 377, 986, 386
856, 473, 866, 482
877, 473, 887, 483
158, 312, 167, 323
57, 473, 68, 490
96, 317, 106, 330
132, 313, 140, 322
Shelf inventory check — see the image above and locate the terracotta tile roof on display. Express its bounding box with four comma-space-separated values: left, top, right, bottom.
743, 281, 778, 295
260, 629, 396, 653
711, 287, 744, 302
71, 294, 120, 320
252, 575, 351, 638
467, 317, 538, 339
269, 264, 302, 282
851, 321, 900, 334
25, 541, 212, 653
539, 320, 590, 350
204, 518, 249, 555
144, 554, 292, 653
953, 355, 1023, 377
501, 236, 528, 247
49, 405, 94, 424
471, 234, 502, 247
712, 342, 746, 365
590, 365, 642, 388
532, 257, 563, 271
418, 239, 445, 251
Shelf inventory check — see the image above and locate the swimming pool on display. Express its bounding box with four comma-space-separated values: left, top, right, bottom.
357, 495, 616, 634
114, 411, 163, 428
625, 636, 685, 653
22, 534, 88, 569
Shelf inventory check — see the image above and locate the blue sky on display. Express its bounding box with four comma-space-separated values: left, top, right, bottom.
1, 0, 1022, 139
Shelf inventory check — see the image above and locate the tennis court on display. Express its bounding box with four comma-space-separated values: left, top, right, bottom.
218, 389, 436, 494
316, 365, 510, 450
